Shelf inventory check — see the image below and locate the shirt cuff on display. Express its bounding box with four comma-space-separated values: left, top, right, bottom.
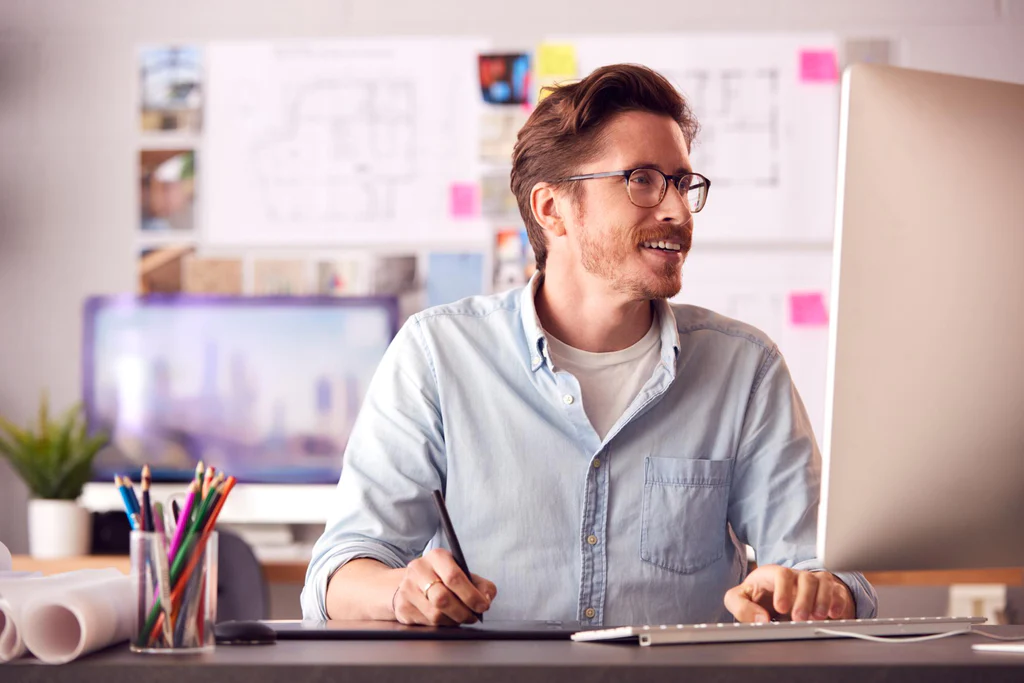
826, 570, 878, 619
793, 559, 878, 619
300, 542, 407, 621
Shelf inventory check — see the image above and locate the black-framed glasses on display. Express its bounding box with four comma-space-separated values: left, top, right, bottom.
559, 168, 711, 212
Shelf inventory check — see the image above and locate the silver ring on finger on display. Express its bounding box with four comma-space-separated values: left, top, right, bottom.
421, 578, 442, 600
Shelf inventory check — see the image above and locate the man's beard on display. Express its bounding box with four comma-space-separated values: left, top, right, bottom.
578, 219, 691, 300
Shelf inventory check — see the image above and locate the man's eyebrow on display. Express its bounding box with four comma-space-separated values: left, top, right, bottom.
628, 161, 694, 175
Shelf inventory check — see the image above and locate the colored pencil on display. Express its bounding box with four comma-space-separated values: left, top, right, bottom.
153, 502, 165, 535
141, 465, 154, 532
123, 476, 141, 516
114, 475, 140, 530
201, 465, 215, 500
168, 481, 198, 562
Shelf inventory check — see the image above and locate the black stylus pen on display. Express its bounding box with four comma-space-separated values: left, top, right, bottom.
431, 489, 483, 622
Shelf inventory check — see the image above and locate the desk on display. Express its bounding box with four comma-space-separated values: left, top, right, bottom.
12, 556, 1024, 586
6, 627, 1024, 682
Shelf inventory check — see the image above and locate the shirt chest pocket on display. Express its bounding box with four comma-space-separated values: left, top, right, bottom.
640, 456, 733, 574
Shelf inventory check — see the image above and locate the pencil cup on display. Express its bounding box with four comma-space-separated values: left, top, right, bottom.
129, 530, 218, 654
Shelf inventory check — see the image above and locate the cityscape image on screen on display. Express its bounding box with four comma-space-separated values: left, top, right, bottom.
84, 296, 398, 484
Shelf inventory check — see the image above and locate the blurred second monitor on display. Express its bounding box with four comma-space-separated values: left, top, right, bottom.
84, 295, 398, 485
818, 65, 1024, 571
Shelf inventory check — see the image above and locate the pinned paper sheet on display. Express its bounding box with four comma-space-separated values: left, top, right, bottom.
799, 49, 839, 83
427, 253, 484, 308
536, 43, 577, 78
449, 182, 480, 219
789, 292, 829, 327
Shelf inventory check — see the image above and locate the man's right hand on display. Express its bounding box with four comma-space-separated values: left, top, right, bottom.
392, 548, 497, 625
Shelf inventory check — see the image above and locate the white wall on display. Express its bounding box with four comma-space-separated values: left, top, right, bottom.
1, 0, 1022, 553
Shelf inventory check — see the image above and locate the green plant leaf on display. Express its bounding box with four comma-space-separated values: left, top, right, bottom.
51, 430, 107, 499
0, 400, 105, 500
0, 430, 18, 458
0, 415, 31, 446
37, 392, 50, 452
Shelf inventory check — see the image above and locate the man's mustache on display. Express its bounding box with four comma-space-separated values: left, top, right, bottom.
634, 215, 693, 251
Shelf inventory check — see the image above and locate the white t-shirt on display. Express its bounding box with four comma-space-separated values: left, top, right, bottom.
545, 316, 662, 440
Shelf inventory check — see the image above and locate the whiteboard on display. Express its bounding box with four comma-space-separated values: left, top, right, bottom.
559, 33, 841, 244
202, 39, 488, 246
674, 250, 833, 444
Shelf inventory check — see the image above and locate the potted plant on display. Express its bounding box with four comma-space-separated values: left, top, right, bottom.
0, 394, 108, 558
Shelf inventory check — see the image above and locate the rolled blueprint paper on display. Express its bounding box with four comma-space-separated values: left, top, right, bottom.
0, 569, 121, 662
20, 573, 133, 664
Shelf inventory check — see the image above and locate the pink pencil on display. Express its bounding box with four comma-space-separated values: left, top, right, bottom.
168, 480, 199, 562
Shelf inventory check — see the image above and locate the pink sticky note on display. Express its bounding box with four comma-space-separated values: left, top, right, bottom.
789, 292, 829, 327
449, 183, 480, 219
799, 49, 839, 83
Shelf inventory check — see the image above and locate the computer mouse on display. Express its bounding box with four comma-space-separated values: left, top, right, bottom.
214, 620, 278, 645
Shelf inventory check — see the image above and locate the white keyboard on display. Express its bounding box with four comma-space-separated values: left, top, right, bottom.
571, 616, 986, 646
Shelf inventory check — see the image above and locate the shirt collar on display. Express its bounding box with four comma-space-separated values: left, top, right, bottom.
520, 271, 548, 372
652, 297, 682, 376
519, 271, 681, 374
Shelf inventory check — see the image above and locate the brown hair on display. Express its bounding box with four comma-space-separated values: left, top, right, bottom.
510, 64, 699, 271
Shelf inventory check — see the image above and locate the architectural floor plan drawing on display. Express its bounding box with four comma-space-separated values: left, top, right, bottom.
204, 40, 484, 246
248, 79, 417, 225
669, 69, 780, 188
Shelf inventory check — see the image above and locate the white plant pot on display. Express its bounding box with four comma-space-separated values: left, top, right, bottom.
28, 499, 91, 558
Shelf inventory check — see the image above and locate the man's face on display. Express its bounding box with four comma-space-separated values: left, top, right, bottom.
564, 110, 694, 300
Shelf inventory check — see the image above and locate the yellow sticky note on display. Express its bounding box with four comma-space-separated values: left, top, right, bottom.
537, 43, 577, 78
536, 77, 562, 103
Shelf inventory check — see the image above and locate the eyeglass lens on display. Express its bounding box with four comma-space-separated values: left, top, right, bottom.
626, 169, 708, 212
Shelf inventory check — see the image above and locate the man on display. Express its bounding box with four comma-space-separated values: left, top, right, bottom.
302, 64, 877, 627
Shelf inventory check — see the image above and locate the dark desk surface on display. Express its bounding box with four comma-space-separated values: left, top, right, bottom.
7, 625, 1024, 683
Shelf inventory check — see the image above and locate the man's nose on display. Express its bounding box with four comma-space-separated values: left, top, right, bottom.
655, 180, 691, 224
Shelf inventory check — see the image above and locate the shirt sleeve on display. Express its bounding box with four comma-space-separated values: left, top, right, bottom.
727, 347, 878, 619
300, 317, 446, 621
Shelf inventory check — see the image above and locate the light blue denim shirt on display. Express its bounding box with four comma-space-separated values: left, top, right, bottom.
301, 274, 877, 625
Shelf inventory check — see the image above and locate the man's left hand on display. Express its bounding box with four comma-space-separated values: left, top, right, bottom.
724, 565, 855, 623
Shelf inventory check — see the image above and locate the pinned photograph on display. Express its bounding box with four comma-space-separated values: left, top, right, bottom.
478, 53, 530, 105
139, 45, 202, 133
480, 109, 529, 164
494, 228, 536, 292
182, 256, 243, 295
481, 173, 520, 219
371, 254, 424, 323
137, 245, 196, 294
317, 256, 372, 296
139, 149, 195, 232
253, 259, 308, 295
427, 253, 484, 308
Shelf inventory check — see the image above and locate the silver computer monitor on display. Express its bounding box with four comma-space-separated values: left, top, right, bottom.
817, 64, 1024, 572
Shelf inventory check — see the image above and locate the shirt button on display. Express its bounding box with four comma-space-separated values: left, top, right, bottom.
592, 458, 601, 468
587, 534, 598, 545
532, 356, 541, 365
563, 394, 574, 405
584, 607, 596, 619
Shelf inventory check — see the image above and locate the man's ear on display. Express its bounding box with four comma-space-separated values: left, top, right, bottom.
530, 182, 567, 237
